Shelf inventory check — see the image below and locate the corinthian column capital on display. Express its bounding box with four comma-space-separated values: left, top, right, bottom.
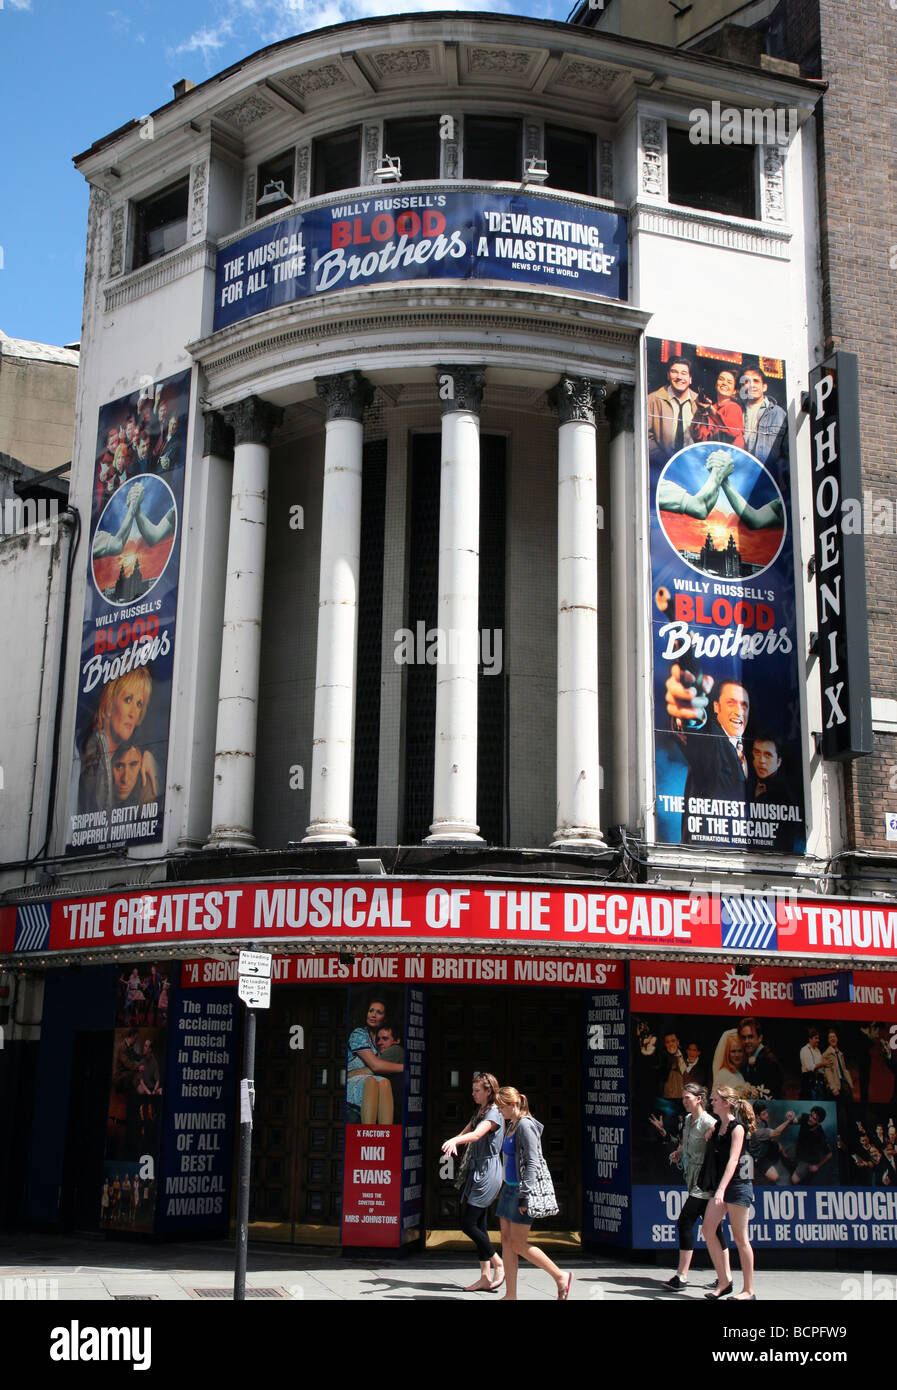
316, 370, 373, 423
437, 365, 485, 416
202, 410, 234, 461
221, 395, 284, 447
606, 384, 635, 440
550, 376, 607, 428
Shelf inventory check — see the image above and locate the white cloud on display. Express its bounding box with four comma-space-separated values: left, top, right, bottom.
171, 20, 236, 63
6, 0, 34, 10
171, 0, 527, 71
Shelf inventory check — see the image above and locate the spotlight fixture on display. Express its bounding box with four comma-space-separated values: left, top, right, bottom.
521, 156, 549, 187
373, 155, 401, 183
257, 179, 288, 207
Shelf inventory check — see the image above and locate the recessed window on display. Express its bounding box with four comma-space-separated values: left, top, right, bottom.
667, 127, 756, 219
133, 180, 189, 267
256, 149, 295, 217
464, 116, 522, 182
545, 125, 596, 197
382, 117, 441, 181
312, 126, 361, 197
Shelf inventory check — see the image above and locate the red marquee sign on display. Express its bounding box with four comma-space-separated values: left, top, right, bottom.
2, 881, 896, 964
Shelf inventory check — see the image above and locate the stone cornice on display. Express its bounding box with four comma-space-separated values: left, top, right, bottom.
630, 202, 792, 257
75, 15, 822, 177
103, 238, 218, 312
187, 284, 649, 407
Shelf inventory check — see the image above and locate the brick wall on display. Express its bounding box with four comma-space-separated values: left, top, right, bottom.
808, 0, 897, 851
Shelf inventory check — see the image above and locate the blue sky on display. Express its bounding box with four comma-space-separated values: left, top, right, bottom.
1, 0, 574, 346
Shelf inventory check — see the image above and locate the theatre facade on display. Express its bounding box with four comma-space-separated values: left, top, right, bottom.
2, 11, 895, 1252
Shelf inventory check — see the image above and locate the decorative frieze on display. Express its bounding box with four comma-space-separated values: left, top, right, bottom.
219, 93, 272, 130
763, 147, 786, 222
189, 160, 208, 238
468, 47, 531, 76
599, 139, 614, 201
364, 125, 380, 184
243, 173, 257, 227
369, 48, 431, 77
640, 118, 665, 198
282, 64, 347, 98
442, 123, 459, 179
558, 58, 619, 91
295, 144, 310, 202
109, 204, 126, 278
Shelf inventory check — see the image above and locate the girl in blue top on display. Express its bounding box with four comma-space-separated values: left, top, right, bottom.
495, 1086, 572, 1301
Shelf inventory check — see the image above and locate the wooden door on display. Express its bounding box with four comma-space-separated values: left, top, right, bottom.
249, 988, 346, 1240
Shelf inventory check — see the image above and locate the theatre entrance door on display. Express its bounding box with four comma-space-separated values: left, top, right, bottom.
425, 987, 582, 1236
248, 987, 346, 1243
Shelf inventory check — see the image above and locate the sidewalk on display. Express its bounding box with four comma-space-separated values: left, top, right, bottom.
0, 1233, 865, 1301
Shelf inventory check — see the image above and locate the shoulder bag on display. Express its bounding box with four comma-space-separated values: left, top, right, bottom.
696, 1135, 718, 1192
453, 1111, 479, 1191
517, 1119, 560, 1220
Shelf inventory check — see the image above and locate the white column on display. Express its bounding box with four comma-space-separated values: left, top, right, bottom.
304, 371, 372, 844
178, 411, 232, 850
552, 376, 605, 848
205, 395, 282, 849
607, 385, 638, 832
426, 366, 485, 843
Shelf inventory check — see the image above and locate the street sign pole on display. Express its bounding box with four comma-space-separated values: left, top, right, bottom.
234, 1002, 256, 1302
233, 953, 271, 1301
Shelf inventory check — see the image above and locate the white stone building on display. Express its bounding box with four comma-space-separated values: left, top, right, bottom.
4, 14, 888, 1255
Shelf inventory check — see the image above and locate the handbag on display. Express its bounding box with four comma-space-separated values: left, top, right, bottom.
516, 1119, 560, 1220
452, 1111, 479, 1192
696, 1133, 718, 1193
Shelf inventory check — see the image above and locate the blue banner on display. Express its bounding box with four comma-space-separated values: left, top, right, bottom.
794, 972, 855, 1007
66, 369, 192, 854
647, 339, 806, 853
633, 1185, 897, 1249
214, 191, 627, 330
583, 990, 632, 1245
157, 986, 238, 1232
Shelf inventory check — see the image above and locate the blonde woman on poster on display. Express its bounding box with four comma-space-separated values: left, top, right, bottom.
712, 1029, 747, 1092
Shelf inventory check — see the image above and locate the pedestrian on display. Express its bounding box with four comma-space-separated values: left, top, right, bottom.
702, 1085, 757, 1301
495, 1086, 572, 1300
441, 1071, 505, 1292
658, 1082, 732, 1292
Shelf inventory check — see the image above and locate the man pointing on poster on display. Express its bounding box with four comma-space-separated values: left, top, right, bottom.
664, 668, 750, 842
